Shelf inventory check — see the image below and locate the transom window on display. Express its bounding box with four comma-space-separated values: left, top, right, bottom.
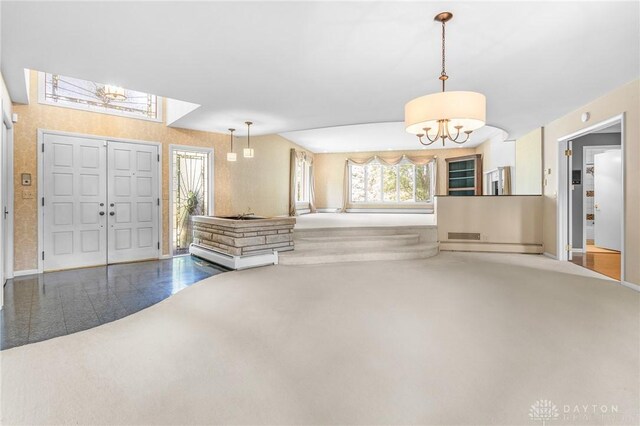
38, 72, 162, 121
349, 159, 435, 204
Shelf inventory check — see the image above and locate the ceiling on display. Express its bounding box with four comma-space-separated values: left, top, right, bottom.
281, 122, 507, 153
1, 1, 638, 141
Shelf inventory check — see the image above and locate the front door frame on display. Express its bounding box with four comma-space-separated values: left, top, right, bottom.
168, 144, 214, 257
556, 113, 625, 281
37, 129, 163, 273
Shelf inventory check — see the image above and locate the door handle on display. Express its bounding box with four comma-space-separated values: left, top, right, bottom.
3, 207, 8, 219
99, 211, 105, 216
109, 211, 115, 216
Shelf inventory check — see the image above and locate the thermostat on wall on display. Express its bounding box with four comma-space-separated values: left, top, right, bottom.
21, 173, 32, 186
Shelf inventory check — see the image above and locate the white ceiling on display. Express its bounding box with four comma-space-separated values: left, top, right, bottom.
1, 1, 638, 141
281, 122, 507, 153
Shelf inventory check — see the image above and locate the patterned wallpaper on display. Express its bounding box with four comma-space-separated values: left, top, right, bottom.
12, 71, 299, 271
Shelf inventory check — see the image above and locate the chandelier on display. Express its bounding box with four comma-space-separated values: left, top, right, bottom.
404, 12, 486, 146
101, 85, 127, 102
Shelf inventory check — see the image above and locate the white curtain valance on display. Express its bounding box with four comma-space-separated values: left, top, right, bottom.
347, 154, 435, 167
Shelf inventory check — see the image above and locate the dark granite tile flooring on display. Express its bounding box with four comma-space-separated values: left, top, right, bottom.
1, 256, 227, 350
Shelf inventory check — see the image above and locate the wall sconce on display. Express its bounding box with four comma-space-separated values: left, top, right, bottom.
243, 121, 254, 158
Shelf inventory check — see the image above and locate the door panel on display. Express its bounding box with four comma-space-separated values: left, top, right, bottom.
43, 134, 107, 270
594, 150, 622, 251
107, 141, 159, 263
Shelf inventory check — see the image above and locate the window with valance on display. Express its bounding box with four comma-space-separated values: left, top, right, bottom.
348, 156, 435, 204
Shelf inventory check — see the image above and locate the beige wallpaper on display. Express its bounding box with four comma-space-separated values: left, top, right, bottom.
13, 70, 303, 271
541, 79, 639, 285
313, 148, 478, 209
514, 127, 543, 195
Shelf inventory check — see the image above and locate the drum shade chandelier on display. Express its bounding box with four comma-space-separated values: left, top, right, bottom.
404, 12, 486, 146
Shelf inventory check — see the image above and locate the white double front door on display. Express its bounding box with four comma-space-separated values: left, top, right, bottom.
43, 134, 160, 271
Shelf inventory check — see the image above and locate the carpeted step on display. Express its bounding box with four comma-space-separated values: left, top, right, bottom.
295, 234, 420, 250
278, 242, 439, 265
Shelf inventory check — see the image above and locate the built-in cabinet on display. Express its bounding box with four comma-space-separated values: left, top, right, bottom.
446, 154, 482, 196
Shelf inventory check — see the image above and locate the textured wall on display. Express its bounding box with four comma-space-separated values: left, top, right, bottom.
12, 71, 302, 271
514, 128, 543, 195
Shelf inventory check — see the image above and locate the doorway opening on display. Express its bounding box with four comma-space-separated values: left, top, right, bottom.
170, 146, 213, 256
558, 117, 623, 281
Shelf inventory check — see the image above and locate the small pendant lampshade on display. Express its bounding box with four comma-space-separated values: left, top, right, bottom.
243, 121, 254, 158
227, 128, 237, 162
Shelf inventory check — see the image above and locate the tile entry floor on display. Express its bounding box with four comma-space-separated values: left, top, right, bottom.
1, 256, 227, 350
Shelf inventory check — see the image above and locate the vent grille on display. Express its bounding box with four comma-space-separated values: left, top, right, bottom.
448, 232, 481, 241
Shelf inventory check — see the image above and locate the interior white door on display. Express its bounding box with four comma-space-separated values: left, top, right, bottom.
107, 141, 159, 263
594, 150, 622, 251
43, 134, 108, 270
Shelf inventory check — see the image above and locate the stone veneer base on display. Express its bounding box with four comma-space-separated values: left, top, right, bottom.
190, 215, 296, 270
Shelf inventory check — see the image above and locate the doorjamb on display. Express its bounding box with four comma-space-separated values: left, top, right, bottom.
37, 129, 163, 273
2, 108, 14, 281
556, 113, 625, 281
168, 144, 214, 257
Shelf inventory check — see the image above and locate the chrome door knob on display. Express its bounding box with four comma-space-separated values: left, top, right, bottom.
109, 211, 115, 216
99, 211, 105, 216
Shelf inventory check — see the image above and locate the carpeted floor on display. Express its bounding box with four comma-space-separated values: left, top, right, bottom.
1, 252, 638, 425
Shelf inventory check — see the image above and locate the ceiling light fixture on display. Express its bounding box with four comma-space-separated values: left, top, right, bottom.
243, 121, 254, 158
227, 128, 237, 162
102, 84, 127, 102
404, 12, 486, 146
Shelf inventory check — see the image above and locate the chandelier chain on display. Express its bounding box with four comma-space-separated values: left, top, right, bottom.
441, 20, 447, 92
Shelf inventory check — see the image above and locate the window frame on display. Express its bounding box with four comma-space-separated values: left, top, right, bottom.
294, 156, 311, 205
348, 158, 435, 205
37, 72, 163, 123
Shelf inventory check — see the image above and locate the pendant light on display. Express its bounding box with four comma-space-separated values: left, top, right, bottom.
404, 12, 486, 146
243, 121, 254, 158
227, 128, 237, 162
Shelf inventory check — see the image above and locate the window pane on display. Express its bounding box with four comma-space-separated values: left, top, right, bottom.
295, 160, 304, 202
415, 164, 431, 202
399, 164, 415, 202
350, 165, 365, 202
366, 164, 382, 202
383, 166, 397, 201
42, 73, 159, 120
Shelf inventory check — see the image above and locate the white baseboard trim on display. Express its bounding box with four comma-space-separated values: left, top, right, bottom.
346, 208, 434, 214
315, 208, 341, 213
159, 254, 173, 260
13, 269, 39, 277
440, 242, 543, 254
543, 252, 557, 259
620, 280, 640, 292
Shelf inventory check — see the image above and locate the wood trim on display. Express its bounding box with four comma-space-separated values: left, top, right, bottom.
445, 154, 483, 195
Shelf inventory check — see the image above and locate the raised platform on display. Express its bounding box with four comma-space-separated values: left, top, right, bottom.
280, 213, 438, 265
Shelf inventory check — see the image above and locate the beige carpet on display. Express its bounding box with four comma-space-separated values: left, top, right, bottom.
1, 252, 638, 425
